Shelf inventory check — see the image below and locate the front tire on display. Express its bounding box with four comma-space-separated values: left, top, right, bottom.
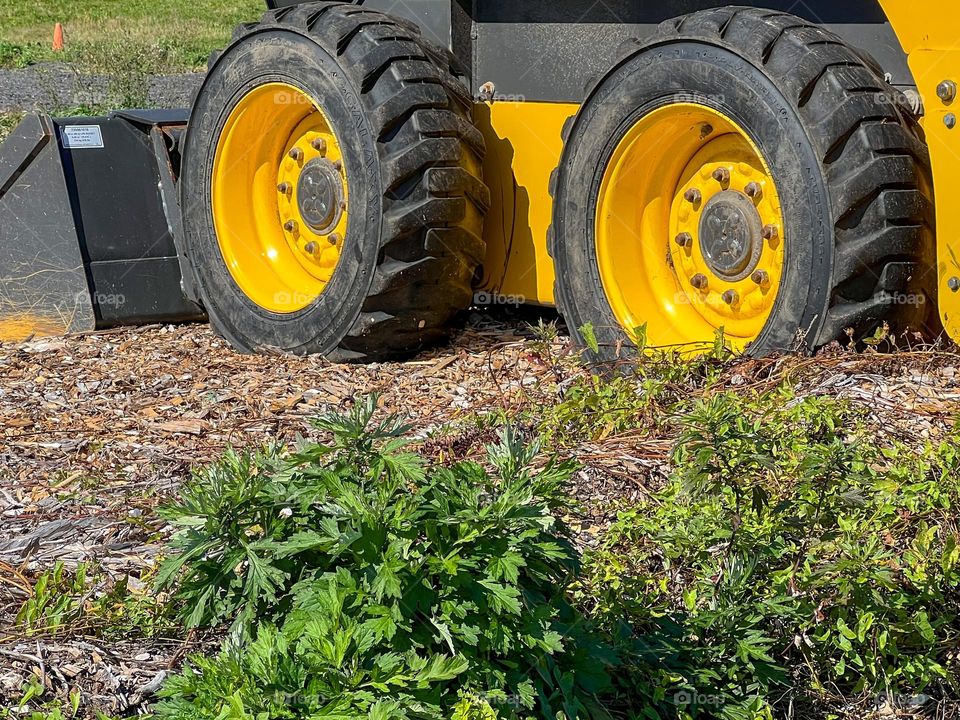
181, 2, 489, 360
550, 7, 933, 360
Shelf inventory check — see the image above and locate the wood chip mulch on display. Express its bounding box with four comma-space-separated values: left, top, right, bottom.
1, 317, 958, 716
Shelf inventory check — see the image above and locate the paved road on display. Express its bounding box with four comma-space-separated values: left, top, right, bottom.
0, 63, 204, 112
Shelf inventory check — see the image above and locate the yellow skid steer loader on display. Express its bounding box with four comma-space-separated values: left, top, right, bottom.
1, 0, 957, 362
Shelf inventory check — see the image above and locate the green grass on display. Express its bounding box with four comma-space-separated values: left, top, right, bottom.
0, 0, 263, 70
0, 112, 23, 142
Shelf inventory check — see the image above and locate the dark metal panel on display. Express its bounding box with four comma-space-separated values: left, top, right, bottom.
0, 114, 96, 337
53, 115, 204, 325
111, 109, 191, 126
0, 111, 203, 338
358, 0, 453, 49
471, 0, 887, 23
263, 0, 467, 80
0, 114, 50, 192
472, 0, 912, 103
87, 257, 205, 325
150, 125, 201, 304
55, 117, 179, 263
261, 0, 910, 101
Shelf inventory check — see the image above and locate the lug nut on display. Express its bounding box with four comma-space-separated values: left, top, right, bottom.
690, 273, 708, 290
304, 241, 319, 255
311, 137, 327, 154
761, 224, 779, 241
751, 269, 769, 286
946, 113, 957, 130
722, 289, 739, 305
333, 160, 343, 172
937, 80, 957, 103
283, 220, 297, 232
745, 182, 762, 199
675, 231, 693, 248
339, 200, 347, 211
684, 188, 702, 204
948, 276, 960, 292
277, 182, 291, 195
289, 147, 304, 161
327, 232, 341, 245
712, 167, 730, 185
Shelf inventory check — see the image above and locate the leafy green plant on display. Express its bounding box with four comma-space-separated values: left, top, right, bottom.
580, 391, 960, 718
540, 374, 649, 443
89, 570, 174, 638
157, 396, 616, 719
16, 561, 88, 634
538, 348, 727, 446
0, 681, 119, 720
15, 558, 171, 640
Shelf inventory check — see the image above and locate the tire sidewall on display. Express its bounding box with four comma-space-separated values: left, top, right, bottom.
181, 29, 383, 353
554, 41, 832, 358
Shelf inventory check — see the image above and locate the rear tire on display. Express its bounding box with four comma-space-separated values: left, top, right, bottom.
181, 2, 489, 360
550, 7, 933, 361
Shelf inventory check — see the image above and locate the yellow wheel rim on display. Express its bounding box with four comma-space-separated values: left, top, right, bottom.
595, 103, 785, 352
212, 82, 349, 313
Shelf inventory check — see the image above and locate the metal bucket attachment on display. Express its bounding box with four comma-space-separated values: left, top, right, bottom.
0, 110, 205, 343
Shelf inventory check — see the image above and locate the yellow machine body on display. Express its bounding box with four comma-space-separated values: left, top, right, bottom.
3, 1, 960, 349
877, 1, 960, 339
476, 101, 576, 306
477, 1, 960, 344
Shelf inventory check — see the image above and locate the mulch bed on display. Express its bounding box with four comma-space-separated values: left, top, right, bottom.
1, 317, 958, 716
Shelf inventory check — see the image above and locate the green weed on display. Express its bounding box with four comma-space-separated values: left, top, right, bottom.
16, 559, 172, 638
0, 40, 40, 68
156, 395, 616, 719
0, 112, 23, 143
580, 390, 960, 718
16, 561, 88, 634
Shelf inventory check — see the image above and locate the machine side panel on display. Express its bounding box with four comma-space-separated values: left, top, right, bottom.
471, 0, 911, 103
879, 0, 960, 340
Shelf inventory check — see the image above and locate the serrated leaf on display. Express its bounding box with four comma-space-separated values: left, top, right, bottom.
488, 551, 525, 584
479, 579, 522, 615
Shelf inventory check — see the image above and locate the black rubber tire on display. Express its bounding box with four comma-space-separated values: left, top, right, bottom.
549, 7, 934, 361
181, 2, 489, 360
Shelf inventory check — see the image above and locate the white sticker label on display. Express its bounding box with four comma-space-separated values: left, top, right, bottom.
61, 125, 104, 149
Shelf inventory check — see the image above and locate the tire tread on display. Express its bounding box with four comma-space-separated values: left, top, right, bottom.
214, 1, 487, 359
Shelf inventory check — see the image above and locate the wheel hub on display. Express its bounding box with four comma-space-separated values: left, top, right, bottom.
211, 82, 349, 314
698, 190, 763, 281
594, 103, 787, 352
297, 158, 344, 235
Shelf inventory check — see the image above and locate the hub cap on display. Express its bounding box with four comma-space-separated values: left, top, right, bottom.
595, 103, 785, 352
698, 190, 763, 281
297, 158, 344, 235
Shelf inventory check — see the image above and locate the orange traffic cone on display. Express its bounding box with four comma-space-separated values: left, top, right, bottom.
52, 23, 64, 52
